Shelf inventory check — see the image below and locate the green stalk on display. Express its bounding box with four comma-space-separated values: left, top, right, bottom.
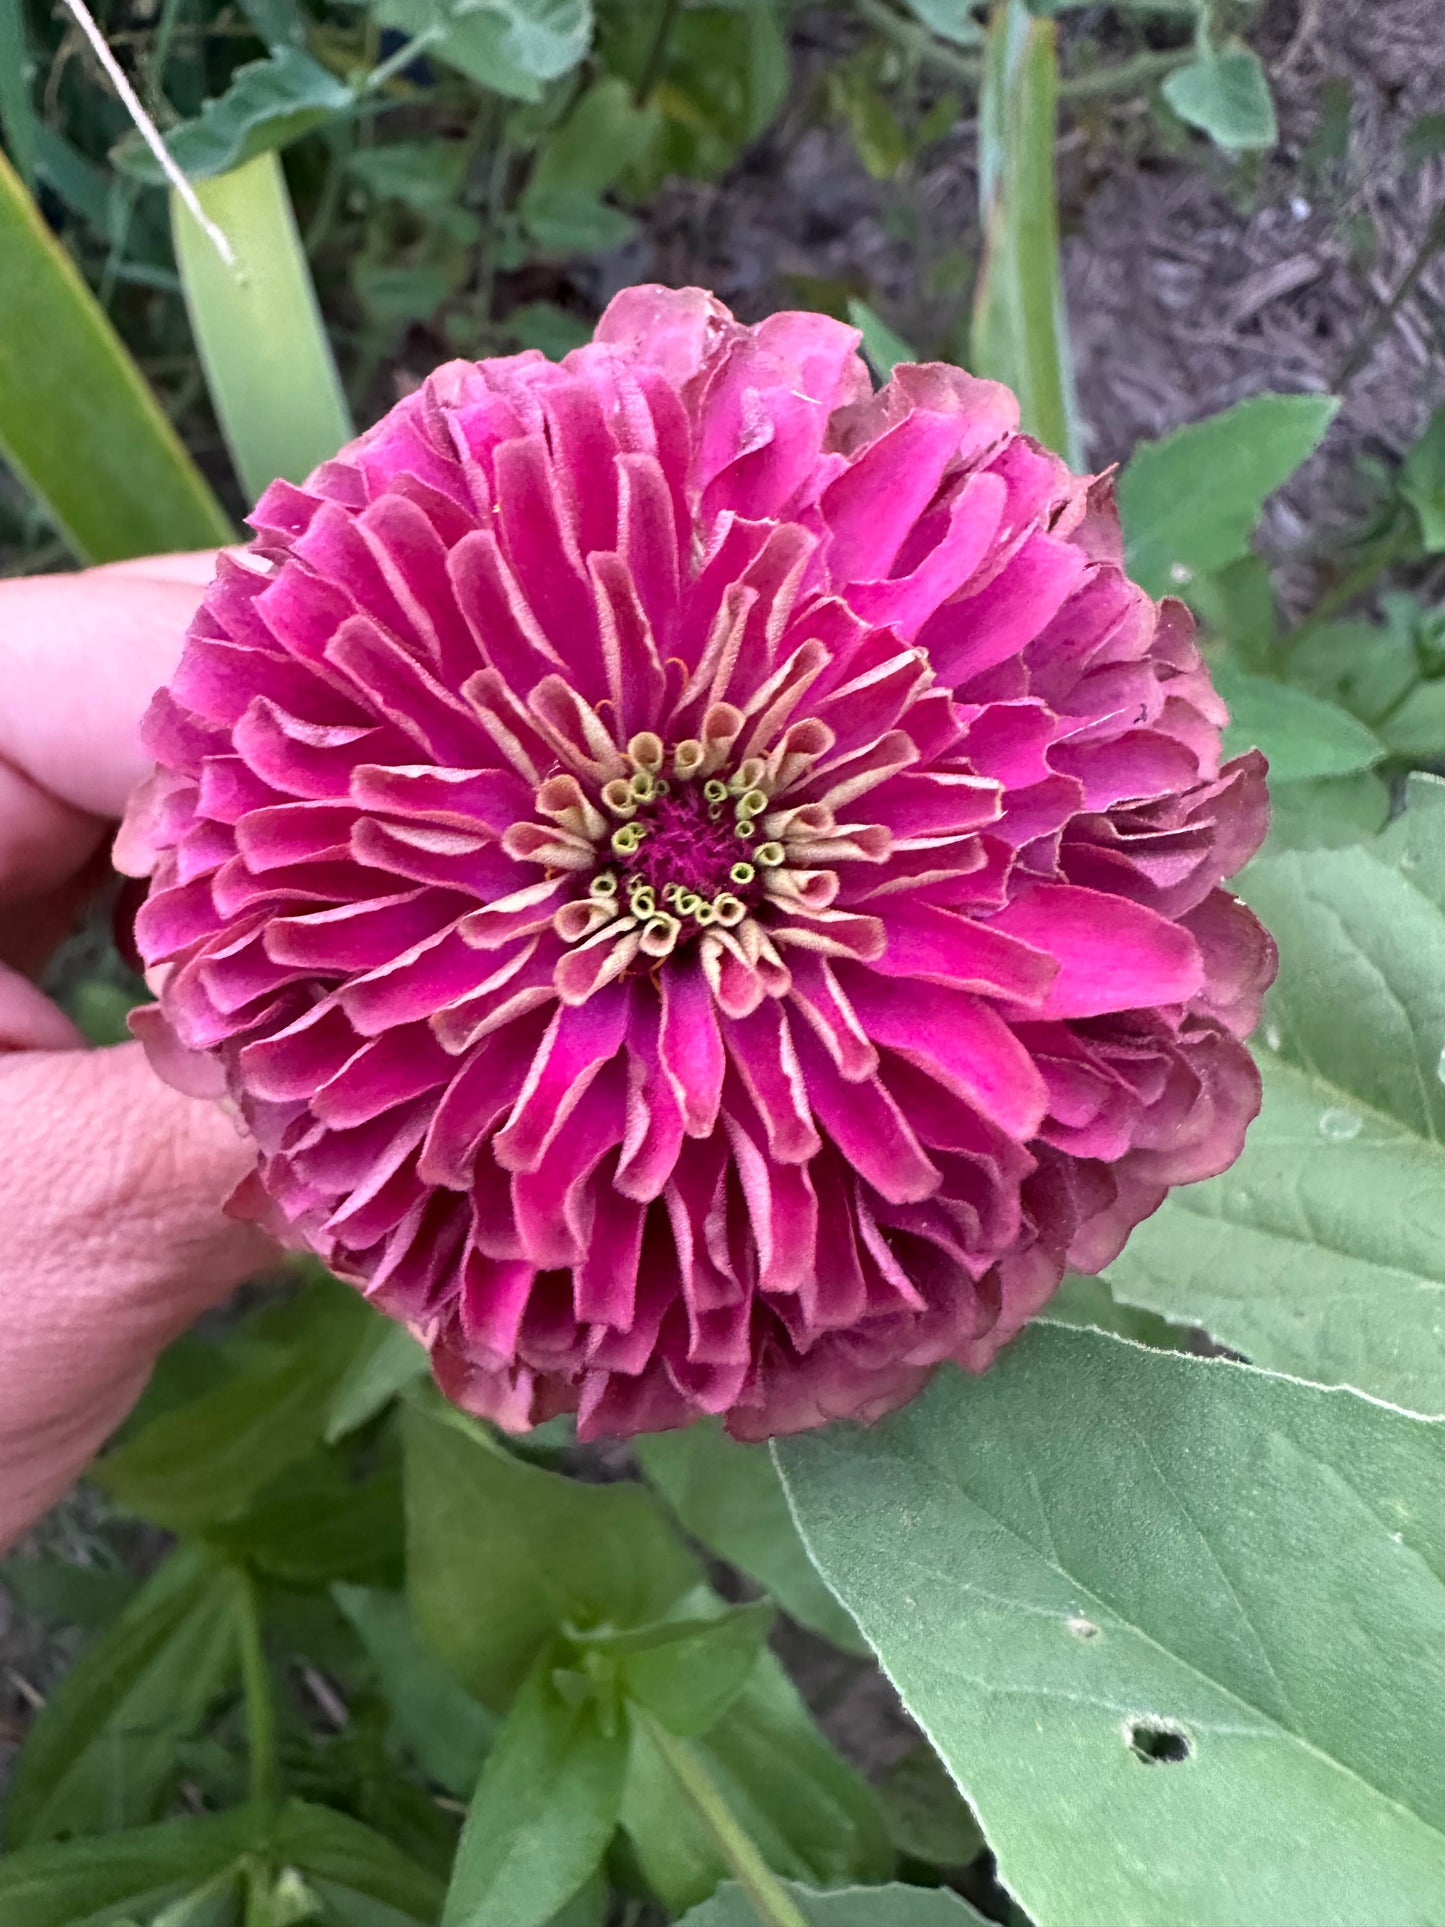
0, 148, 233, 560
173, 148, 354, 503
236, 1574, 279, 1817
639, 1710, 810, 1927
971, 1, 1081, 465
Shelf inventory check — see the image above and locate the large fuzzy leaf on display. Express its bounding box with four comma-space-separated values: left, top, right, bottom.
778, 1326, 1445, 1927
1107, 780, 1445, 1417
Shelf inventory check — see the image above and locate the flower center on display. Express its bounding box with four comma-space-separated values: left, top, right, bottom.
504, 711, 881, 999
601, 741, 782, 937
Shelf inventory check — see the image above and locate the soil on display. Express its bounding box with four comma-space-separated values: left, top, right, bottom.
4, 0, 1443, 1853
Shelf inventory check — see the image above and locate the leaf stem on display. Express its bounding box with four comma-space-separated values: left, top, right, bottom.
638, 1710, 809, 1927
1336, 204, 1445, 391
236, 1572, 279, 1816
636, 0, 684, 105
1278, 522, 1418, 660
1057, 46, 1192, 103
360, 25, 442, 97
855, 0, 982, 84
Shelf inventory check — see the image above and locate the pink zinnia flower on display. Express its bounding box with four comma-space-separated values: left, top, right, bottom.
120, 286, 1273, 1439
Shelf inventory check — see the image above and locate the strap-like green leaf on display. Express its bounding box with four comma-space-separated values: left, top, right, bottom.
0, 149, 232, 561
172, 148, 353, 505
970, 0, 1080, 464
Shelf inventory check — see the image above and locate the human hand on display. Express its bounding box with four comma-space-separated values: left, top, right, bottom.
0, 555, 275, 1552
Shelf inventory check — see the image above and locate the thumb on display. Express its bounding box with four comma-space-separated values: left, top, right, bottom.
0, 1043, 274, 1548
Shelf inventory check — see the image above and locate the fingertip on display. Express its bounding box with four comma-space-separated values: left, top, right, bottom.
0, 572, 208, 819
0, 969, 86, 1051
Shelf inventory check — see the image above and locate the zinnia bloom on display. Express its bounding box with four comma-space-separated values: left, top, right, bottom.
120, 286, 1273, 1439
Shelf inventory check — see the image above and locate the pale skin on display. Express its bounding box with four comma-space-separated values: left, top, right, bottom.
0, 554, 274, 1553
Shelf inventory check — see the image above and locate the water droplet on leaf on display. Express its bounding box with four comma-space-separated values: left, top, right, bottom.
1319, 1106, 1363, 1141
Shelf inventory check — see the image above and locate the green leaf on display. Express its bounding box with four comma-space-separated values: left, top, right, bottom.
1210, 658, 1385, 782
208, 1444, 405, 1588
846, 299, 917, 384
334, 1585, 496, 1796
0, 1812, 252, 1927
778, 1327, 1445, 1927
1037, 1272, 1190, 1352
1285, 594, 1445, 765
679, 1882, 990, 1926
346, 142, 470, 211
403, 1398, 699, 1706
4, 1548, 243, 1846
611, 1599, 775, 1737
324, 1321, 430, 1443
0, 1556, 139, 1631
520, 76, 658, 255
96, 1283, 380, 1533
620, 1650, 891, 1914
624, 1, 789, 185
1119, 394, 1338, 599
506, 301, 593, 360
970, 2, 1080, 465
112, 50, 354, 183
1401, 402, 1445, 553
544, 1879, 609, 1927
827, 63, 910, 180
173, 149, 354, 503
878, 1745, 986, 1869
374, 0, 592, 100
238, 0, 309, 50
516, 186, 637, 255
519, 71, 656, 250
636, 1422, 865, 1651
150, 1869, 249, 1926
270, 1800, 447, 1925
1162, 46, 1278, 152
0, 149, 232, 561
1185, 552, 1277, 666
1262, 771, 1391, 852
1107, 810, 1445, 1417
899, 1, 984, 45
442, 1650, 626, 1927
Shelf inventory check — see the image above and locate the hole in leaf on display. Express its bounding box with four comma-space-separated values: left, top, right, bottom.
1127, 1719, 1191, 1765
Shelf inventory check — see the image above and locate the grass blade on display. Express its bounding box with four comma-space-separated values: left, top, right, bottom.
0, 0, 39, 189
0, 149, 233, 562
172, 148, 353, 503
970, 0, 1081, 465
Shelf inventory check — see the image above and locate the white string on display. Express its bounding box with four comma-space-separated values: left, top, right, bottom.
58, 0, 237, 271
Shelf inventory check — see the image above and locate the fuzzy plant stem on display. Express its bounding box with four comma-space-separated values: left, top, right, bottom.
237, 1574, 279, 1817
639, 1709, 811, 1927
